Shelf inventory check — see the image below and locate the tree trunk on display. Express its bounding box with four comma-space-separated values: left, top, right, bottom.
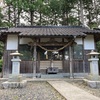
13, 7, 16, 26
8, 5, 11, 23
17, 9, 20, 26
40, 11, 42, 25
30, 11, 34, 25
62, 12, 68, 25
80, 0, 84, 25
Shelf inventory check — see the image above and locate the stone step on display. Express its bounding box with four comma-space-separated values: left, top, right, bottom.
41, 74, 64, 78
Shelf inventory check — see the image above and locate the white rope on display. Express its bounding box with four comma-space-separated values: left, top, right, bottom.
37, 40, 74, 52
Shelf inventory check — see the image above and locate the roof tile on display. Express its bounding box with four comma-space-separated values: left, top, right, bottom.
1, 26, 100, 37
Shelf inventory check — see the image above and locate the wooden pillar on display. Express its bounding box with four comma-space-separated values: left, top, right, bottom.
69, 46, 73, 78
33, 40, 37, 78
82, 37, 85, 73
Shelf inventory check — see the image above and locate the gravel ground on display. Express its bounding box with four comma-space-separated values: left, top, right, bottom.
0, 81, 66, 100
68, 80, 100, 98
0, 79, 100, 100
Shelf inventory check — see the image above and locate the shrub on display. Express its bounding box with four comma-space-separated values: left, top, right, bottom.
0, 59, 3, 72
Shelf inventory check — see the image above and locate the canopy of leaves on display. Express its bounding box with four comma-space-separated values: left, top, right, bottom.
1, 0, 98, 27
0, 0, 99, 27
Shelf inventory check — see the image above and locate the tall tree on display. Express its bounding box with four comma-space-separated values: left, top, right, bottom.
82, 0, 100, 28
5, 0, 23, 26
60, 0, 78, 25
35, 0, 47, 25
79, 0, 84, 25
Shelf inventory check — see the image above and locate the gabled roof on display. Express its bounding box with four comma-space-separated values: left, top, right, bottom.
1, 26, 100, 37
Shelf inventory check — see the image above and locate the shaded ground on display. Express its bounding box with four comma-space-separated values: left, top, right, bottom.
68, 80, 100, 98
0, 81, 66, 100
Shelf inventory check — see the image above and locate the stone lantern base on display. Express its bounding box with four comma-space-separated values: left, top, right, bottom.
1, 80, 27, 89
83, 78, 100, 88
86, 74, 100, 81
1, 75, 27, 89
83, 75, 100, 88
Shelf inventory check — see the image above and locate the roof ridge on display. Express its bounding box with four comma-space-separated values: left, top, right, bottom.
16, 25, 83, 28
0, 27, 8, 30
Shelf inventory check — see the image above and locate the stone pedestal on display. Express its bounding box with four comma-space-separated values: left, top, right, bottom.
12, 59, 21, 75
87, 50, 100, 81
88, 58, 99, 81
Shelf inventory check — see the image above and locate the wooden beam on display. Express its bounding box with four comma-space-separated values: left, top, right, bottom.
33, 39, 37, 78
69, 46, 73, 78
82, 37, 85, 73
38, 42, 68, 46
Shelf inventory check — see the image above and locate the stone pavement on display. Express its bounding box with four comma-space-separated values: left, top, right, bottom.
48, 81, 100, 100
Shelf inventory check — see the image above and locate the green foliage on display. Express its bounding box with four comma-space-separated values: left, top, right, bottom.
96, 41, 100, 67
83, 0, 100, 28
0, 8, 4, 26
96, 41, 100, 52
1, 0, 100, 27
0, 59, 3, 72
0, 41, 4, 59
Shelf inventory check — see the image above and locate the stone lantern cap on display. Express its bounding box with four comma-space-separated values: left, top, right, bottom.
10, 51, 23, 56
87, 50, 100, 55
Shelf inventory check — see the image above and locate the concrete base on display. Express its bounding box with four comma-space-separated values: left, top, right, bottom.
1, 80, 27, 89
83, 79, 100, 88
1, 75, 27, 89
8, 75, 23, 82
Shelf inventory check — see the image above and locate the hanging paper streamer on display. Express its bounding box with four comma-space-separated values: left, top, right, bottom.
44, 51, 48, 59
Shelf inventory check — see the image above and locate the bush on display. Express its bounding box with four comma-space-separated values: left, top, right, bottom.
0, 59, 3, 72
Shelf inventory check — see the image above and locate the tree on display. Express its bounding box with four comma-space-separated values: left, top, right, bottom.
92, 0, 100, 27
81, 0, 100, 28
0, 8, 4, 26
60, 0, 78, 25
48, 0, 61, 25
2, 0, 100, 27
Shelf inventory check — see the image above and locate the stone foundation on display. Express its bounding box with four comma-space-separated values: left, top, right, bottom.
2, 80, 27, 89
83, 79, 100, 88
1, 75, 27, 89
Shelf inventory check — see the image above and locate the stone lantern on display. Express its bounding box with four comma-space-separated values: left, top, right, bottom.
1, 51, 27, 89
87, 50, 100, 80
10, 51, 23, 75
